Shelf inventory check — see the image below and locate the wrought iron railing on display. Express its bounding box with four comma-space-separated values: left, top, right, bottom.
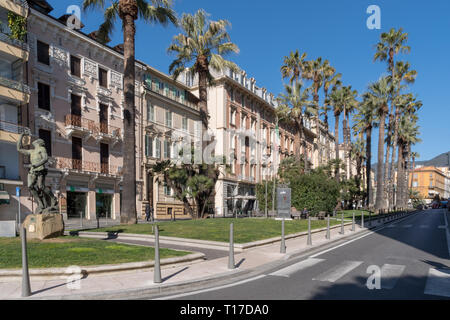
54, 157, 122, 176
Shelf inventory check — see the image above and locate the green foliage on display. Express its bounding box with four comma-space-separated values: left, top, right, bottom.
7, 12, 27, 41
290, 169, 341, 215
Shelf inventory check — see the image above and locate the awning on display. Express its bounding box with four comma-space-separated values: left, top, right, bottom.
0, 191, 10, 205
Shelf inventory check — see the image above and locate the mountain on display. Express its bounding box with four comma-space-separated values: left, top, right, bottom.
415, 151, 450, 168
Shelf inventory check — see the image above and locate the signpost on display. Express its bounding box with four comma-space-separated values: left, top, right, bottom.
276, 187, 292, 220
16, 187, 21, 229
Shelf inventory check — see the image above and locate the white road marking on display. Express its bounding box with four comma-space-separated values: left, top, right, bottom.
153, 274, 267, 300
313, 261, 363, 283
269, 258, 325, 278
424, 268, 450, 298
380, 264, 406, 289
309, 231, 376, 258
438, 226, 446, 229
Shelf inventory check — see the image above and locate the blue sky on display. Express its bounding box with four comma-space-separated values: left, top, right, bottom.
48, 0, 450, 162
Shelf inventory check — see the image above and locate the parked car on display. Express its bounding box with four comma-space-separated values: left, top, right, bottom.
440, 201, 448, 209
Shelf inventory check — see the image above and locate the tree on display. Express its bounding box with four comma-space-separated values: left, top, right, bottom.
374, 28, 411, 208
83, 0, 177, 224
353, 95, 377, 207
366, 77, 391, 212
281, 50, 307, 85
329, 85, 344, 181
322, 65, 341, 129
277, 82, 313, 170
168, 9, 239, 137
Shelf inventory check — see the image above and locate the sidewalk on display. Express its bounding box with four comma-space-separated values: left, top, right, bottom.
0, 212, 413, 300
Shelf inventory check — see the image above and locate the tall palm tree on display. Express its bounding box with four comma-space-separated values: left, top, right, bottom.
281, 50, 307, 85
322, 66, 342, 129
168, 9, 239, 137
353, 95, 377, 208
329, 85, 343, 181
340, 86, 358, 180
83, 0, 177, 224
366, 77, 391, 212
374, 28, 410, 205
277, 82, 312, 170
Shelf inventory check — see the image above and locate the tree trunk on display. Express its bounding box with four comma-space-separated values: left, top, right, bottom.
120, 8, 137, 225
334, 112, 340, 182
342, 107, 349, 180
390, 107, 401, 209
365, 126, 372, 208
396, 142, 404, 209
375, 109, 387, 212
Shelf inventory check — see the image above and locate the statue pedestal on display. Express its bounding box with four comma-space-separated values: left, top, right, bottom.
23, 214, 65, 240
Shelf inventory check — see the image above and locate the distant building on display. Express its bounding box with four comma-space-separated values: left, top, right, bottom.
409, 166, 448, 203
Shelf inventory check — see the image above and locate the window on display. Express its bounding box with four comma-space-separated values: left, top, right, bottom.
241, 94, 245, 107
99, 67, 108, 88
38, 129, 52, 156
164, 184, 172, 197
413, 181, 418, 187
38, 82, 50, 111
230, 89, 234, 101
147, 101, 154, 122
182, 116, 188, 131
70, 56, 81, 77
145, 135, 153, 157
165, 110, 172, 128
164, 139, 171, 159
37, 40, 50, 65
155, 138, 161, 158
230, 109, 236, 126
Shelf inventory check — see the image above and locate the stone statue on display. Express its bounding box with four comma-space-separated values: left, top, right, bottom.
17, 132, 58, 214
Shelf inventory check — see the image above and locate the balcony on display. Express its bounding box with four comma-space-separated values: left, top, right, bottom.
0, 0, 28, 17
95, 122, 122, 146
0, 75, 30, 103
64, 114, 97, 140
53, 157, 122, 177
144, 81, 199, 111
0, 31, 29, 60
0, 119, 27, 142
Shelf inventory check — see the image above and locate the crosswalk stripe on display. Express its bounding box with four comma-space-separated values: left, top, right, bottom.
313, 261, 363, 283
424, 268, 450, 298
380, 264, 406, 289
269, 258, 325, 277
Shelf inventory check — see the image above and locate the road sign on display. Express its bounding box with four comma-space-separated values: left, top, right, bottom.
277, 187, 291, 219
16, 187, 20, 197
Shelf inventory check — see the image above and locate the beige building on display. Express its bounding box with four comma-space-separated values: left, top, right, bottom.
140, 66, 201, 220
409, 166, 447, 203
0, 0, 30, 220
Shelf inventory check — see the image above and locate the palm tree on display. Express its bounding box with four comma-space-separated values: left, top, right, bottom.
374, 28, 411, 205
366, 77, 390, 212
353, 95, 377, 208
83, 0, 177, 224
168, 9, 239, 137
329, 85, 344, 181
322, 65, 342, 129
277, 82, 313, 170
281, 50, 307, 85
340, 86, 358, 180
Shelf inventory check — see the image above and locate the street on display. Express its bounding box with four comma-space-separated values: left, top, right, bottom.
158, 209, 450, 300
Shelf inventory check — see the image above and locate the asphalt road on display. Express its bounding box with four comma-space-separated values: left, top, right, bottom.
159, 209, 450, 300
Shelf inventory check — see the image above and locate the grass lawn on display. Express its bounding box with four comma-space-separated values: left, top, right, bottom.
88, 218, 342, 244
337, 210, 372, 219
0, 236, 190, 269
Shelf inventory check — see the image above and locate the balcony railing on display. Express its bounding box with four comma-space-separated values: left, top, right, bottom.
0, 31, 28, 51
54, 157, 122, 177
98, 122, 121, 138
0, 119, 27, 134
144, 81, 199, 111
0, 75, 30, 94
65, 114, 97, 132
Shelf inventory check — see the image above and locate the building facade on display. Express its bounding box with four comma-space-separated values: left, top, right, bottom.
409, 166, 447, 203
0, 0, 30, 220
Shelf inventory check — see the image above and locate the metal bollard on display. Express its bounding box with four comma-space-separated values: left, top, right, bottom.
153, 225, 162, 283
21, 227, 31, 297
340, 213, 344, 235
228, 223, 235, 269
361, 211, 364, 229
352, 212, 355, 232
280, 219, 286, 253
326, 214, 330, 240
369, 211, 372, 227
307, 217, 312, 245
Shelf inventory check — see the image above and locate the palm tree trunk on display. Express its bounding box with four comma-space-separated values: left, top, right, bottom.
396, 142, 404, 209
388, 108, 400, 209
375, 110, 387, 212
365, 126, 372, 208
334, 113, 340, 182
120, 9, 137, 225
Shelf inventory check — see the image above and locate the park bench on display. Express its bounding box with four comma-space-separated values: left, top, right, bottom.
291, 208, 302, 220
317, 211, 327, 220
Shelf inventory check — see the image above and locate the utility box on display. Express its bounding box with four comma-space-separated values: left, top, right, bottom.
277, 187, 291, 219
0, 221, 16, 237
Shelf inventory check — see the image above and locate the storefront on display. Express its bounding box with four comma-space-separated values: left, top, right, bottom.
95, 187, 114, 219
66, 183, 89, 219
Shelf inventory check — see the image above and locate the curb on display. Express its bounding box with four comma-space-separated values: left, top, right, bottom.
0, 252, 205, 281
